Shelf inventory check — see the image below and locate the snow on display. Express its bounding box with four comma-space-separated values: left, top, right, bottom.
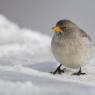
0, 14, 95, 95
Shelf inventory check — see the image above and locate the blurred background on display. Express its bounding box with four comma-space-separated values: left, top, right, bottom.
0, 0, 95, 40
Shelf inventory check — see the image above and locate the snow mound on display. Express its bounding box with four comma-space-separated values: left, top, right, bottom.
0, 15, 53, 66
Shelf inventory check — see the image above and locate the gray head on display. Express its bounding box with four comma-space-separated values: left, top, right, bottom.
52, 19, 78, 33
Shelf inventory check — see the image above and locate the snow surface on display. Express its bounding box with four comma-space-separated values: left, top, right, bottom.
0, 15, 95, 95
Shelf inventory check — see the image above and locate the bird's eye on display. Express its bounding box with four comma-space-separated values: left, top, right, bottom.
61, 27, 66, 31
63, 26, 66, 29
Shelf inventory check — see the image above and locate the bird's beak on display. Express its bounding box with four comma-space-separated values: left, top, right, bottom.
52, 26, 61, 33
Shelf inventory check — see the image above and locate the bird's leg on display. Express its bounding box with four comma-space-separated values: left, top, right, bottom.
51, 64, 66, 74
73, 67, 86, 75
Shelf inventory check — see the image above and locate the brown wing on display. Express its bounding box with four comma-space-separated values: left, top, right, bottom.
80, 29, 91, 41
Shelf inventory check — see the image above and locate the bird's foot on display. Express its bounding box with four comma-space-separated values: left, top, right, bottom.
73, 67, 86, 76
73, 72, 86, 75
50, 64, 66, 74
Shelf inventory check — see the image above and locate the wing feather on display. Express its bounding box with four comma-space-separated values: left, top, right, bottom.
80, 29, 91, 41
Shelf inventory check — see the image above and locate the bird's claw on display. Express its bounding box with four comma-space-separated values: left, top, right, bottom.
50, 64, 66, 74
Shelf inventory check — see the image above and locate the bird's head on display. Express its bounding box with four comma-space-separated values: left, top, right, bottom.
52, 19, 77, 33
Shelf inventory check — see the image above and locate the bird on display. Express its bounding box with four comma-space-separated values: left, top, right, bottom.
51, 19, 93, 75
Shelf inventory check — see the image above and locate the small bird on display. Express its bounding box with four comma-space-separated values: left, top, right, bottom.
51, 19, 92, 75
